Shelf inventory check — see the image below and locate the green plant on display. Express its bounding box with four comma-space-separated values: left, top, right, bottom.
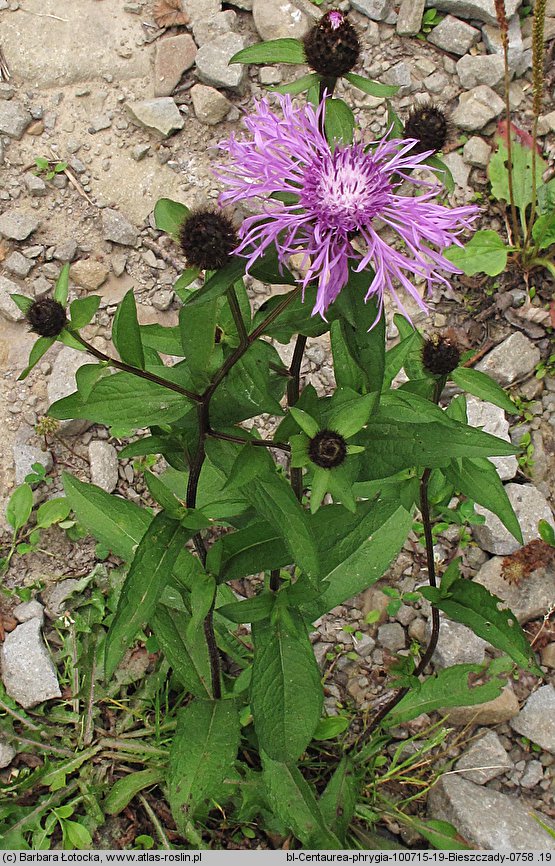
34, 157, 68, 181
419, 8, 443, 37
0, 482, 71, 577
535, 353, 555, 380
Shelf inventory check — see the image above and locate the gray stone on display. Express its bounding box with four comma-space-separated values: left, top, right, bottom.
0, 618, 61, 709
31, 276, 52, 298
474, 556, 555, 624
0, 210, 40, 241
510, 685, 555, 754
259, 66, 282, 85
476, 331, 541, 386
427, 774, 555, 849
152, 290, 174, 311
125, 97, 184, 138
0, 739, 16, 769
474, 483, 555, 555
456, 54, 505, 89
71, 258, 110, 291
53, 238, 79, 262
195, 33, 247, 92
101, 208, 137, 247
441, 684, 519, 725
89, 113, 112, 133
541, 643, 555, 668
441, 151, 471, 189
183, 0, 221, 23
14, 600, 45, 624
47, 347, 92, 436
24, 172, 48, 197
0, 100, 32, 139
424, 0, 522, 25
350, 0, 393, 20
519, 759, 543, 788
427, 15, 480, 55
452, 85, 505, 131
463, 135, 491, 168
89, 440, 119, 493
354, 634, 376, 657
131, 144, 150, 162
5, 250, 34, 278
466, 396, 518, 481
14, 442, 53, 485
431, 618, 487, 668
0, 275, 25, 323
482, 15, 524, 71
397, 0, 425, 35
253, 0, 310, 38
191, 84, 232, 125
423, 71, 449, 94
455, 730, 514, 783
382, 61, 412, 93
192, 10, 237, 46
377, 622, 405, 651
154, 34, 197, 97
41, 579, 81, 619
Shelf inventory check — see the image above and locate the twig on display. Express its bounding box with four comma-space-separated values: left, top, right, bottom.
138, 795, 172, 850
207, 430, 290, 452
287, 334, 308, 502
19, 7, 69, 20
0, 45, 10, 82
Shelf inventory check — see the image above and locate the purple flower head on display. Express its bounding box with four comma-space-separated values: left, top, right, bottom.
326, 10, 346, 29
216, 96, 479, 323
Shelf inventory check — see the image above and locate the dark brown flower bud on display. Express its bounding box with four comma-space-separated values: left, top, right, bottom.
422, 334, 460, 376
179, 209, 238, 271
27, 298, 67, 337
308, 429, 347, 469
405, 105, 449, 154
303, 10, 360, 78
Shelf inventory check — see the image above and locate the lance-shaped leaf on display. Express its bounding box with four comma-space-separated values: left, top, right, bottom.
112, 289, 145, 370
319, 756, 359, 843
53, 263, 70, 306
105, 512, 192, 678
207, 520, 290, 583
325, 98, 355, 149
252, 603, 322, 762
451, 366, 515, 414
153, 605, 212, 698
179, 298, 217, 388
445, 456, 522, 543
18, 336, 56, 381
168, 699, 240, 829
422, 579, 541, 675
230, 38, 306, 65
154, 197, 189, 237
344, 71, 399, 98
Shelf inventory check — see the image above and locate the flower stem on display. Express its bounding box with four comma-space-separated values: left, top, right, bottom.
524, 0, 546, 252
226, 284, 249, 348
288, 334, 308, 502
495, 0, 520, 247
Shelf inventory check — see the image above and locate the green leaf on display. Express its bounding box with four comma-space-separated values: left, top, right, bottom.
302, 505, 412, 620
112, 289, 145, 370
35, 498, 71, 529
319, 756, 358, 842
313, 716, 350, 741
444, 231, 509, 277
539, 518, 555, 547
208, 520, 290, 583
252, 285, 329, 343
61, 820, 92, 850
404, 817, 469, 851
153, 604, 212, 698
179, 298, 217, 388
261, 751, 342, 849
217, 591, 275, 624
230, 38, 306, 65
186, 571, 216, 643
445, 457, 522, 543
268, 72, 320, 95
154, 197, 189, 237
75, 363, 109, 401
140, 323, 185, 356
328, 390, 377, 438
223, 442, 273, 491
344, 71, 399, 98
252, 605, 322, 761
144, 470, 186, 519
69, 296, 100, 330
325, 98, 355, 148
168, 699, 240, 828
62, 473, 152, 559
532, 211, 555, 250
488, 137, 547, 231
49, 371, 194, 429
185, 258, 246, 306
105, 512, 191, 678
53, 263, 70, 306
425, 154, 455, 193
10, 293, 34, 315
386, 657, 513, 725
211, 340, 286, 425
422, 580, 541, 675
18, 336, 56, 381
104, 769, 164, 816
451, 366, 515, 414
6, 484, 33, 532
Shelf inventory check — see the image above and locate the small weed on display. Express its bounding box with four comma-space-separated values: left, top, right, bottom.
34, 157, 68, 181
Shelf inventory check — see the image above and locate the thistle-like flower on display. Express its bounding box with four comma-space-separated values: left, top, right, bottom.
179, 209, 238, 270
27, 298, 67, 337
217, 96, 479, 323
404, 105, 449, 154
303, 10, 360, 78
422, 333, 460, 375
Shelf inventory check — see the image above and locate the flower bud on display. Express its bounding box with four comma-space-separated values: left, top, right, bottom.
27, 298, 67, 337
422, 334, 460, 376
308, 429, 347, 469
303, 10, 360, 78
405, 105, 449, 154
179, 209, 238, 270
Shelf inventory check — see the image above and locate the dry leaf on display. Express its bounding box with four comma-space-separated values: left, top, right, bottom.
153, 0, 189, 28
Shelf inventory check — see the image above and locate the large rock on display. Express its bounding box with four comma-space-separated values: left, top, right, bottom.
430, 618, 487, 668
482, 15, 524, 71
510, 685, 555, 754
252, 0, 310, 40
125, 97, 185, 138
455, 729, 514, 784
191, 84, 232, 125
466, 396, 518, 480
473, 483, 554, 555
0, 100, 32, 139
427, 15, 480, 55
440, 684, 519, 725
154, 34, 197, 97
89, 440, 119, 493
0, 618, 61, 709
195, 33, 247, 92
427, 774, 555, 849
183, 0, 221, 23
476, 331, 541, 386
47, 347, 92, 435
71, 259, 109, 291
101, 208, 137, 247
0, 275, 25, 323
456, 54, 505, 89
424, 0, 522, 25
452, 85, 505, 131
474, 556, 555, 624
192, 9, 237, 45
14, 441, 53, 485
397, 0, 425, 35
0, 210, 40, 241
351, 0, 393, 20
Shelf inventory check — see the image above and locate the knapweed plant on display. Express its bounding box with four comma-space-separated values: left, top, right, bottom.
10, 10, 545, 850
